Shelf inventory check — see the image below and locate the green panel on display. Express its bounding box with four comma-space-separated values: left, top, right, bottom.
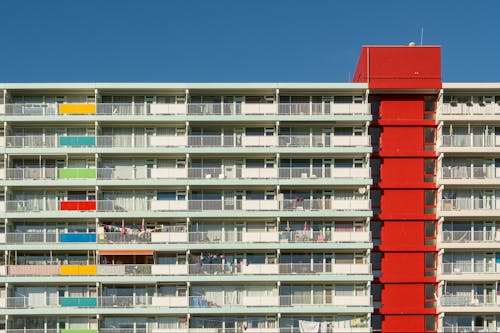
59, 168, 96, 179
61, 330, 97, 333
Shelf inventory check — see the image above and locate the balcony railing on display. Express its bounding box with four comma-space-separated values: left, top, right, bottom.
440, 294, 494, 307
441, 262, 495, 274
2, 230, 370, 244
441, 198, 498, 211
4, 134, 370, 148
2, 198, 370, 213
4, 263, 371, 276
441, 230, 495, 243
441, 166, 495, 179
442, 327, 496, 333
2, 102, 370, 116
439, 102, 500, 116
3, 166, 370, 181
440, 134, 496, 148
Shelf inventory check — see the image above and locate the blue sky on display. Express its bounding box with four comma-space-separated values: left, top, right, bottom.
1, 0, 499, 82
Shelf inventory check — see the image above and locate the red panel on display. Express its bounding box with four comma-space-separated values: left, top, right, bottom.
380, 127, 424, 154
379, 221, 429, 251
60, 200, 96, 211
353, 46, 441, 89
382, 315, 427, 333
379, 158, 425, 187
380, 252, 434, 283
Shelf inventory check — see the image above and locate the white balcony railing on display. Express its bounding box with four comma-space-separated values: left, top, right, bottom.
3, 198, 370, 213
440, 134, 496, 147
439, 102, 500, 116
441, 262, 495, 274
441, 166, 495, 179
440, 294, 494, 307
3, 102, 370, 117
441, 198, 498, 211
4, 134, 370, 148
441, 230, 496, 243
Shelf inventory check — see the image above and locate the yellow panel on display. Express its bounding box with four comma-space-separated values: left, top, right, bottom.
59, 104, 96, 114
60, 265, 96, 275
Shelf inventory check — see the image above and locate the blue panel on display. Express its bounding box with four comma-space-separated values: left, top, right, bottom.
59, 136, 96, 146
157, 192, 176, 200
60, 297, 97, 307
60, 233, 96, 243
496, 253, 500, 263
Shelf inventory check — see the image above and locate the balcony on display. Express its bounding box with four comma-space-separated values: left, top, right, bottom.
4, 134, 370, 149
440, 166, 498, 185
279, 295, 371, 307
439, 102, 500, 117
440, 198, 500, 216
4, 166, 370, 182
5, 232, 96, 244
440, 134, 498, 151
2, 102, 370, 118
3, 198, 370, 214
440, 262, 495, 275
54, 230, 368, 245
439, 294, 495, 308
441, 230, 497, 244
4, 263, 370, 277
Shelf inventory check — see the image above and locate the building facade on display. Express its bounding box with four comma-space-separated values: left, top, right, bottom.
0, 45, 496, 333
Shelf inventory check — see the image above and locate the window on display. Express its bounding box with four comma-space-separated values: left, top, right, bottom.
424, 221, 436, 246
425, 315, 436, 331
424, 127, 435, 143
424, 96, 436, 111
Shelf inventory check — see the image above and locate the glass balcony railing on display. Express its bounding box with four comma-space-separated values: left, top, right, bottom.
2, 102, 370, 116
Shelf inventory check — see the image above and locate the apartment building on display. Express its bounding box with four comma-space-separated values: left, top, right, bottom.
0, 45, 497, 333
0, 82, 374, 333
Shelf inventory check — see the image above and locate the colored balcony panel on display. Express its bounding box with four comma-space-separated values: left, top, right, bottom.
60, 265, 97, 275
59, 136, 96, 146
60, 201, 96, 211
60, 297, 97, 307
59, 168, 97, 179
59, 104, 96, 114
59, 233, 96, 243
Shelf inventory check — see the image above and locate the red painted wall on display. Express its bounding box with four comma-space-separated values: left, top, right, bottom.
353, 46, 441, 89
382, 315, 427, 333
60, 200, 96, 211
354, 45, 441, 333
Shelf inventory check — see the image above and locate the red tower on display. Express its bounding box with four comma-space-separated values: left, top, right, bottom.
354, 46, 442, 332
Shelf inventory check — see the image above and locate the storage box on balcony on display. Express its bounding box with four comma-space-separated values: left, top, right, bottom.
60, 233, 96, 243
59, 104, 96, 114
